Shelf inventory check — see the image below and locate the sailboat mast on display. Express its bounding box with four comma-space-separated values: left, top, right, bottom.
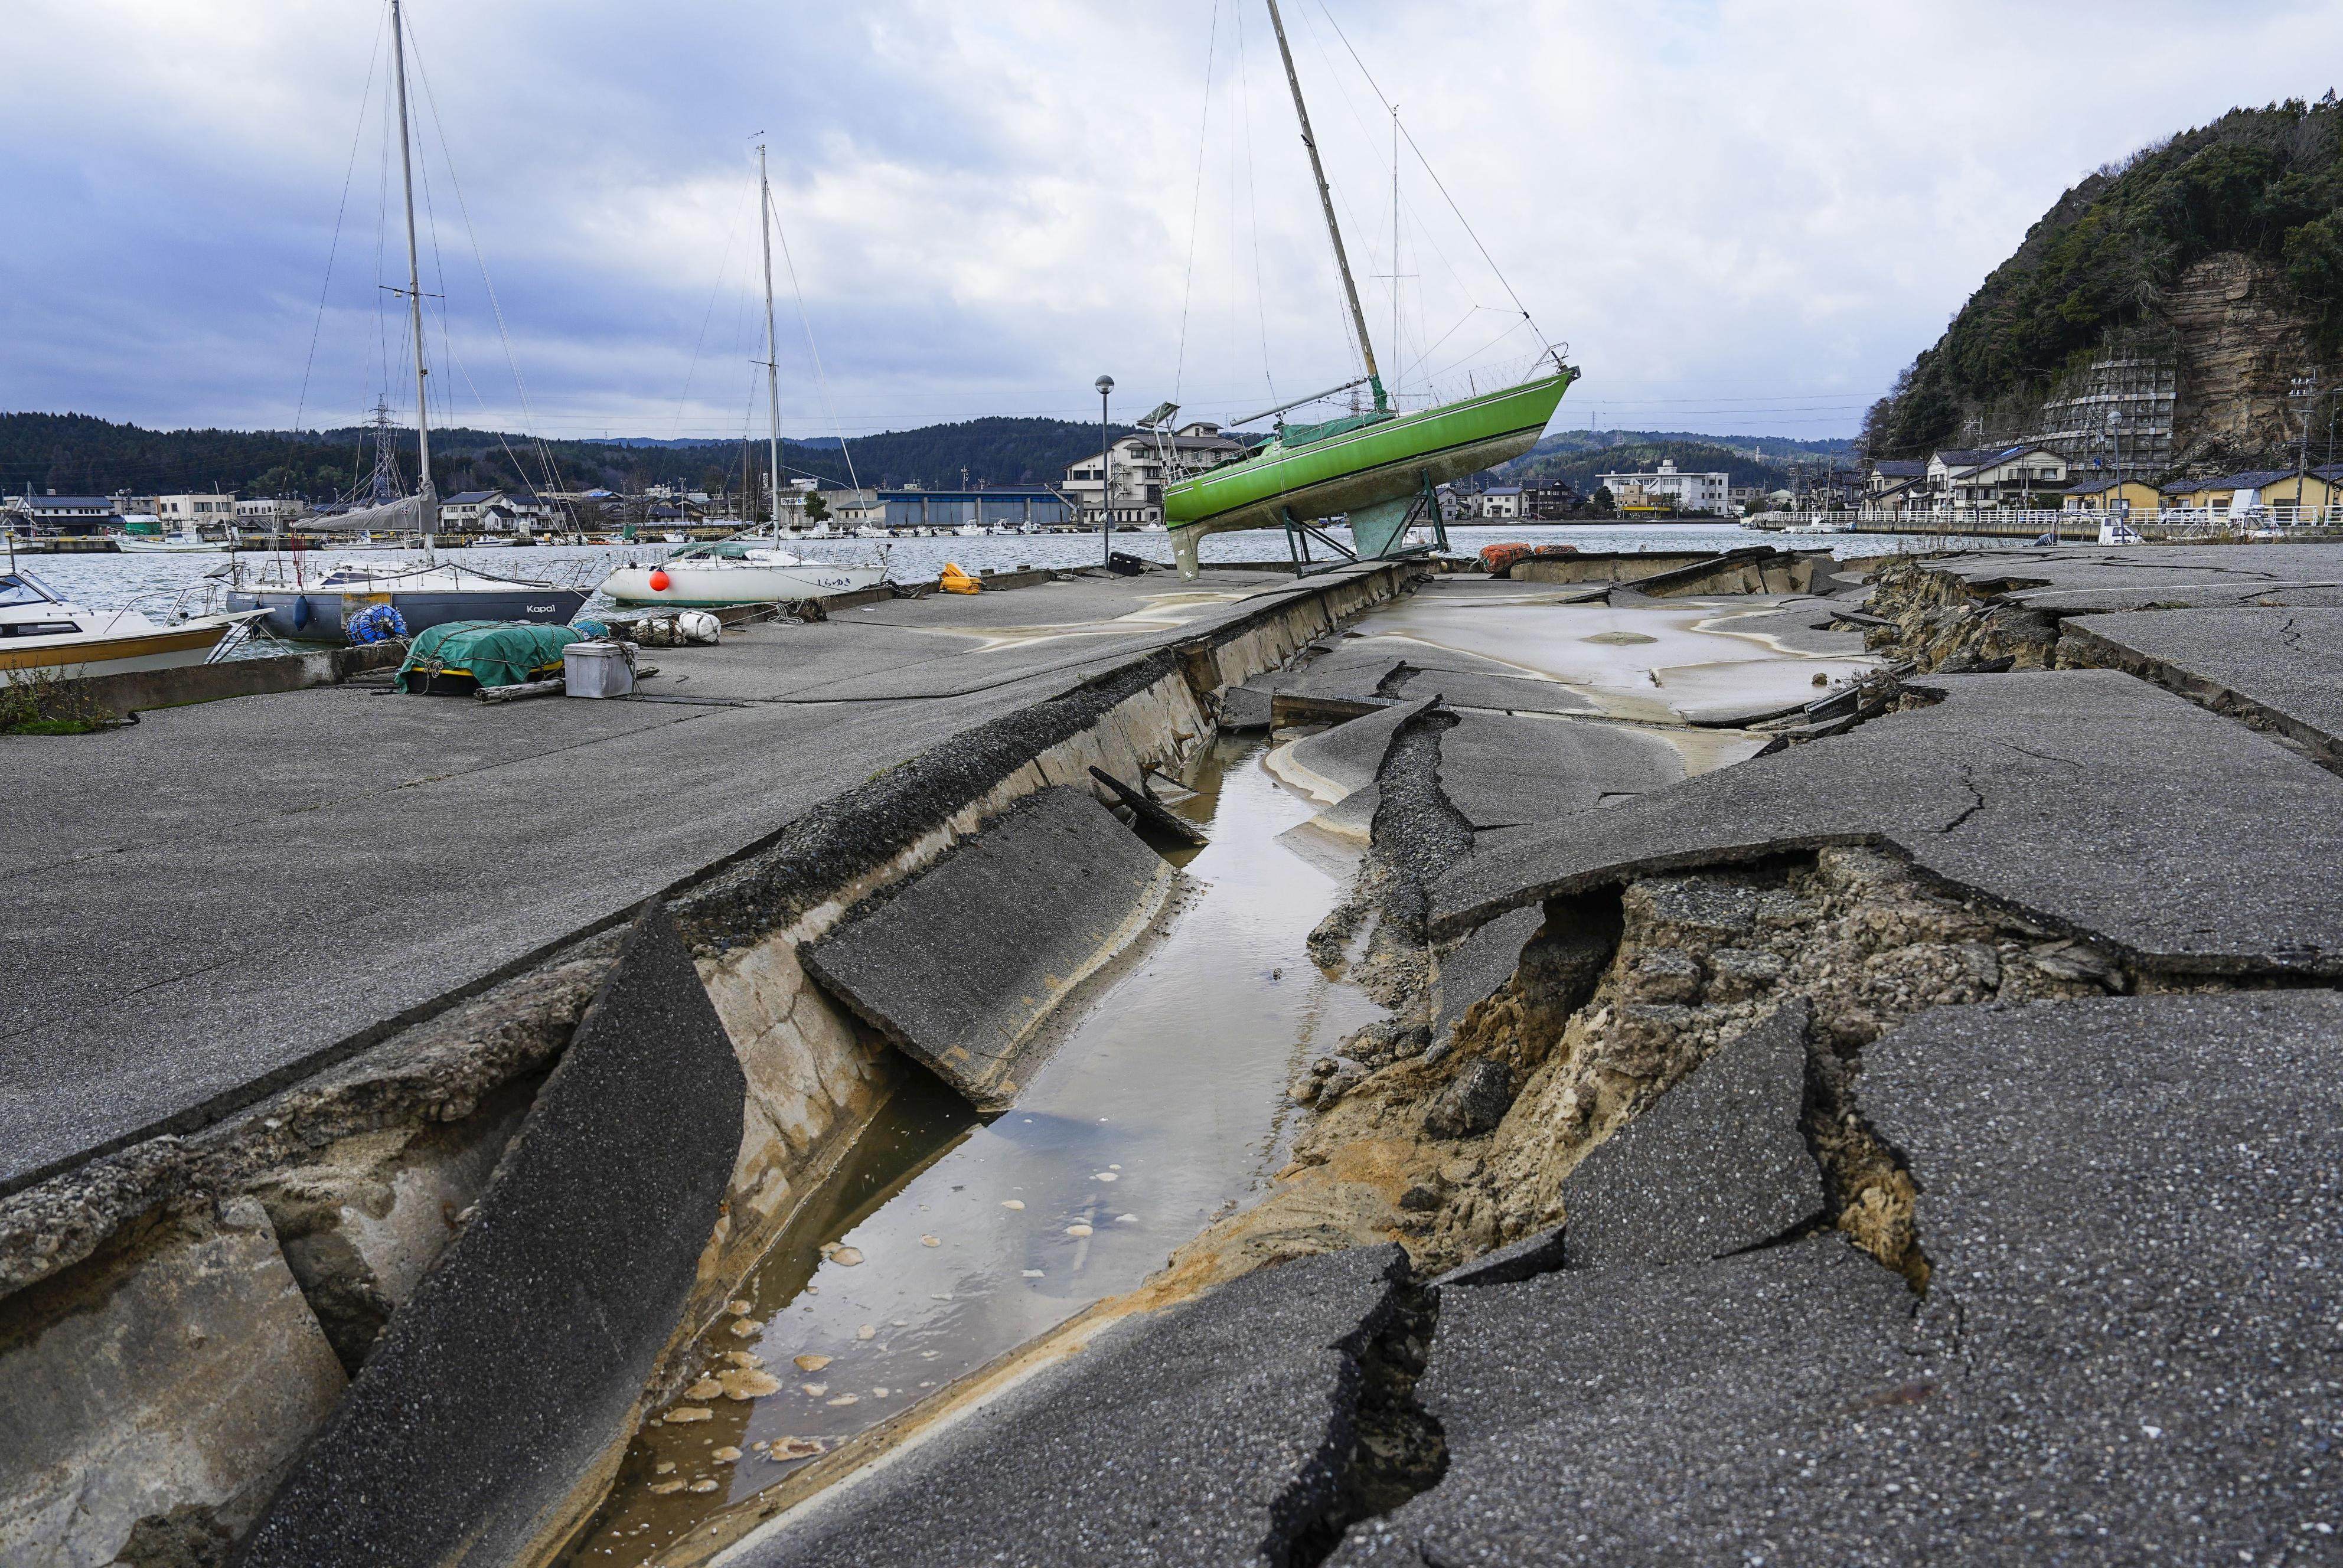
757, 145, 784, 529
1264, 0, 1383, 409
389, 0, 434, 530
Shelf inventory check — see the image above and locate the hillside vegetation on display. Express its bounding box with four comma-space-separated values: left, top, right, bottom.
0, 413, 1121, 502
1865, 94, 2343, 457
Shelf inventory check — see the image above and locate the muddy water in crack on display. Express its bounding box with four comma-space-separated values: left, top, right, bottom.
568, 735, 1381, 1563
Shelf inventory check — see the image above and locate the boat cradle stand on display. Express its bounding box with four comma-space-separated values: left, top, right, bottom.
1280, 472, 1450, 579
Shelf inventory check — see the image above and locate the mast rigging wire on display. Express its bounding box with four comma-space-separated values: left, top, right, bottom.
293, 8, 386, 439
1310, 0, 1549, 349
1171, 0, 1222, 404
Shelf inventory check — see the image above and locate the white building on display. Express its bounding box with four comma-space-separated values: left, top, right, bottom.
236, 497, 306, 528
442, 489, 552, 532
155, 493, 237, 527
1478, 485, 1527, 520
1593, 459, 1730, 515
1064, 422, 1247, 525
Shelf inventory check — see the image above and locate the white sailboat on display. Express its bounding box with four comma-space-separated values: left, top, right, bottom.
599, 144, 885, 609
227, 0, 588, 643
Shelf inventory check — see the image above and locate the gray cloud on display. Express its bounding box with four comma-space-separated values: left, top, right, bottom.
3, 0, 2338, 440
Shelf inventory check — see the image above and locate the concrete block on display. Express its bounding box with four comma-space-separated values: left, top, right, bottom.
801, 787, 1176, 1109
1559, 1000, 1823, 1269
0, 1198, 346, 1567
237, 902, 746, 1568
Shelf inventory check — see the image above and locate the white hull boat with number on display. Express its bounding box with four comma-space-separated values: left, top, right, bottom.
601, 538, 886, 607
1, 568, 263, 684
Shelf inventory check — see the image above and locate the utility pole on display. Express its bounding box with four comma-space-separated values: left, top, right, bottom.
2292, 369, 2319, 523
758, 145, 784, 531
1096, 375, 1114, 567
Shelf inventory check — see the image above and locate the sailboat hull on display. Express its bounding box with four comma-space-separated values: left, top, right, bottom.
1164, 369, 1574, 557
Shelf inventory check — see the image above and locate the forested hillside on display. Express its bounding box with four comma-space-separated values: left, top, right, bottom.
0, 413, 1123, 501
1864, 94, 2343, 459
1494, 435, 1820, 495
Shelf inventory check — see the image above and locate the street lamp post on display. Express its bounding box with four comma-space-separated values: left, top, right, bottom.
1095, 375, 1114, 567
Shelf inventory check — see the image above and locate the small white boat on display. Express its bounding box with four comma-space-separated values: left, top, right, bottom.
2, 567, 261, 683
852, 524, 890, 540
954, 522, 986, 537
2099, 517, 2145, 546
115, 526, 230, 554
599, 534, 887, 606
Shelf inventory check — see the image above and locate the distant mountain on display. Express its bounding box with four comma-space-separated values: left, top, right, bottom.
1863, 94, 2343, 467
0, 412, 1123, 501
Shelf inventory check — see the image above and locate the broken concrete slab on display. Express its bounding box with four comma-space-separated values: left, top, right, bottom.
732, 1244, 1417, 1568
1389, 668, 1602, 716
1345, 988, 2343, 1564
1902, 542, 2343, 614
237, 903, 745, 1568
1434, 669, 2343, 977
1436, 711, 1686, 828
800, 786, 1174, 1108
1432, 1223, 1566, 1289
1431, 906, 1544, 1049
1219, 682, 1275, 731
0, 1197, 347, 1567
1558, 1000, 1823, 1269
1271, 695, 1439, 804
1088, 765, 1209, 846
1329, 1237, 1924, 1567
2061, 605, 2343, 767
1695, 598, 1872, 657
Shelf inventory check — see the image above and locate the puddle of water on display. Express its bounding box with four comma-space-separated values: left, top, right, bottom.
568, 734, 1380, 1563
1335, 594, 1874, 724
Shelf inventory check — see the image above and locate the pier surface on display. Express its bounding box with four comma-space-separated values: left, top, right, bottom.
0, 567, 1332, 1193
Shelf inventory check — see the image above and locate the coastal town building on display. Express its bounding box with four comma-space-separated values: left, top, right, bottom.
1926, 446, 2068, 507
1595, 459, 1729, 515
154, 493, 236, 527
1064, 422, 1246, 525
1479, 485, 1526, 520
4, 493, 118, 534
235, 497, 306, 528
2059, 477, 2164, 514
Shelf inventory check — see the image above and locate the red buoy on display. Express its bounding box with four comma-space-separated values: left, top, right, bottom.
648, 569, 671, 592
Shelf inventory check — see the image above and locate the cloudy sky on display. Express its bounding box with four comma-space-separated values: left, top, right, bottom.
3, 1, 2338, 443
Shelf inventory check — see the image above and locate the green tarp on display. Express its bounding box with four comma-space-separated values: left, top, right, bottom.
395, 620, 585, 692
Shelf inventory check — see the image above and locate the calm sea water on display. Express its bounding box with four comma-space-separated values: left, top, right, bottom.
15, 522, 1977, 642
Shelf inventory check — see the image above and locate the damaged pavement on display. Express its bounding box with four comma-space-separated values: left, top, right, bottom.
715, 544, 2343, 1568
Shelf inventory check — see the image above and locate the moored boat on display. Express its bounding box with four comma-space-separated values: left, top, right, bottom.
1, 568, 262, 683
601, 538, 886, 606
223, 559, 589, 642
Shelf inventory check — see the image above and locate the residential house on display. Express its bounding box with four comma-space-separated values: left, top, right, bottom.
2059, 477, 2163, 514
1594, 459, 1730, 515
441, 489, 552, 533
1528, 482, 1582, 518
2159, 466, 2342, 517
1927, 446, 2068, 508
1480, 485, 1526, 520
1064, 422, 1247, 525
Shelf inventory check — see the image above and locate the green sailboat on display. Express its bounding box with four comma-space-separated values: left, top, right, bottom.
1163, 0, 1576, 579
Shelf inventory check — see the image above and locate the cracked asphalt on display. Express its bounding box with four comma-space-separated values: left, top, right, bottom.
721, 550, 2343, 1567
0, 567, 1350, 1193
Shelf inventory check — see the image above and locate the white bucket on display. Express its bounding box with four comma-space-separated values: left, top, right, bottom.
563, 639, 634, 698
